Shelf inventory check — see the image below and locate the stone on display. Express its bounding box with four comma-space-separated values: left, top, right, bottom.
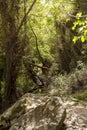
66, 128, 73, 130
0, 93, 66, 130
64, 101, 87, 130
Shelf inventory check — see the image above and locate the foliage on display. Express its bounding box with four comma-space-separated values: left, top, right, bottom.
48, 63, 87, 96
72, 12, 87, 43
17, 70, 34, 94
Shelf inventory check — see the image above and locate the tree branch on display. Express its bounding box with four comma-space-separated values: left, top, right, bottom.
62, 5, 87, 18
17, 0, 37, 34
29, 21, 44, 62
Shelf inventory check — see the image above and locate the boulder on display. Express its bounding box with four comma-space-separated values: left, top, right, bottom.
0, 93, 66, 130
64, 101, 87, 130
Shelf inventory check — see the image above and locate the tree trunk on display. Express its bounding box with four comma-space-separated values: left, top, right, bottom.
5, 46, 18, 107
0, 0, 19, 108
0, 80, 2, 112
0, 0, 37, 108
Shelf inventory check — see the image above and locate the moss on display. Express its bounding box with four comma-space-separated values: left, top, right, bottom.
73, 89, 87, 101
9, 99, 26, 120
0, 116, 11, 130
0, 98, 27, 130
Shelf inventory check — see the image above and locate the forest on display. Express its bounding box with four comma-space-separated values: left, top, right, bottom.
0, 0, 87, 129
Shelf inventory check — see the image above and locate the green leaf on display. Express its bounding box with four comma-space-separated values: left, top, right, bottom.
72, 36, 78, 43
72, 26, 75, 30
76, 12, 82, 19
81, 36, 85, 43
84, 29, 87, 36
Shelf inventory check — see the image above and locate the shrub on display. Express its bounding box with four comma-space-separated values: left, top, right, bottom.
48, 64, 87, 96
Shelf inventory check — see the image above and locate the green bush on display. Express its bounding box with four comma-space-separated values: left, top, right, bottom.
48, 64, 87, 96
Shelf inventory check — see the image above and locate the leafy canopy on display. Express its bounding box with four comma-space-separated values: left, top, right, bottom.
72, 12, 87, 43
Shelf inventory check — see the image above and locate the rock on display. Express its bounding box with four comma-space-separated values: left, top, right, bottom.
0, 93, 87, 130
64, 101, 87, 130
0, 93, 66, 130
66, 128, 73, 130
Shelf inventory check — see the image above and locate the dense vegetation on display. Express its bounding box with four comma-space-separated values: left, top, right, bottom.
0, 0, 87, 112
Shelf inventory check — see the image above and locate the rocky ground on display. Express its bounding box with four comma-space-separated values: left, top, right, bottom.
65, 100, 87, 130
0, 93, 87, 130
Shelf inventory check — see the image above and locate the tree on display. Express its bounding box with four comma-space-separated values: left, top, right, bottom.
0, 0, 36, 108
